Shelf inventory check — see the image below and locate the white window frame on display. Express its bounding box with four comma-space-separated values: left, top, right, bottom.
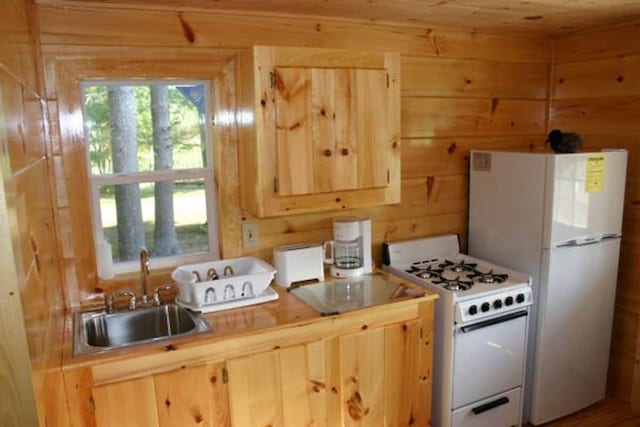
81, 79, 220, 275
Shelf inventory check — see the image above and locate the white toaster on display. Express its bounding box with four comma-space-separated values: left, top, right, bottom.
273, 243, 325, 287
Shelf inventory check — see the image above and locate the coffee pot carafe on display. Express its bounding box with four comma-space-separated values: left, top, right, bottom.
323, 217, 372, 278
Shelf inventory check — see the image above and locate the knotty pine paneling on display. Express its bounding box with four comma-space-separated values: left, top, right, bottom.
402, 98, 546, 138
38, 6, 551, 63
552, 24, 640, 404
37, 4, 548, 301
0, 0, 66, 424
402, 56, 548, 99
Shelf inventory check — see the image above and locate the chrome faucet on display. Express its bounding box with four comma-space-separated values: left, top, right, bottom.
140, 248, 150, 304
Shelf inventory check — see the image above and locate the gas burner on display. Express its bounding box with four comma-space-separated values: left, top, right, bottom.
439, 259, 478, 273
467, 269, 509, 284
407, 265, 443, 280
432, 276, 474, 292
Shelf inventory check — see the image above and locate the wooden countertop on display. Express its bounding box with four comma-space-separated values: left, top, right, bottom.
61, 271, 437, 384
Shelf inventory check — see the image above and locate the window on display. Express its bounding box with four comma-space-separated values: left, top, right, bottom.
82, 81, 219, 276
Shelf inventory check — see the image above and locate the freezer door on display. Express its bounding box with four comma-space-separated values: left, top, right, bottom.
529, 238, 620, 425
544, 151, 627, 248
469, 150, 547, 274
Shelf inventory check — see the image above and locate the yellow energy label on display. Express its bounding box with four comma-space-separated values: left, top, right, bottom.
586, 155, 605, 193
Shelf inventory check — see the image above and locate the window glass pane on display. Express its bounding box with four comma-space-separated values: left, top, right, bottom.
83, 83, 207, 175
100, 179, 209, 262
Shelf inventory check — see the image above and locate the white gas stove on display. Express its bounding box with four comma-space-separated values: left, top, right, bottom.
383, 234, 532, 427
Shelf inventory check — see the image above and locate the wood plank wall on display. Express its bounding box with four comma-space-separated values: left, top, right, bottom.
0, 0, 68, 424
552, 24, 640, 404
36, 4, 550, 304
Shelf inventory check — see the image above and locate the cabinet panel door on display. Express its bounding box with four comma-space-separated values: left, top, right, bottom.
154, 363, 230, 427
227, 342, 341, 427
340, 327, 386, 426
274, 67, 314, 196
354, 69, 389, 190
227, 350, 284, 426
92, 377, 159, 427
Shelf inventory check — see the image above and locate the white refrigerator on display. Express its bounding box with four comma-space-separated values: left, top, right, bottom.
468, 149, 627, 425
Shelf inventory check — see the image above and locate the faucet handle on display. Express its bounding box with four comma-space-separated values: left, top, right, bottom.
153, 284, 174, 306
105, 295, 116, 314
116, 290, 137, 310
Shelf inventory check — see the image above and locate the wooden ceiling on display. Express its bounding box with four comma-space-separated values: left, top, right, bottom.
38, 0, 640, 35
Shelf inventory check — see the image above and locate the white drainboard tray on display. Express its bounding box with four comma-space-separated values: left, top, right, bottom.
175, 287, 279, 313
171, 256, 277, 310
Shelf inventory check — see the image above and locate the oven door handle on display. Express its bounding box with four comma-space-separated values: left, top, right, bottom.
471, 396, 510, 415
460, 310, 528, 333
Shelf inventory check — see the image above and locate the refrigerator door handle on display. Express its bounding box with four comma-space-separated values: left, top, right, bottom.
555, 234, 621, 248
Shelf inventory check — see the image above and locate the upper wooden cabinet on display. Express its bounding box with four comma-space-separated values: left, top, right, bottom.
237, 46, 401, 217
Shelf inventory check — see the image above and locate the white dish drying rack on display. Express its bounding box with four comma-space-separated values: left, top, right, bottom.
171, 257, 278, 313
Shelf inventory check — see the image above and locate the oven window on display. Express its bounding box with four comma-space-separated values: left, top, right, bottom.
82, 82, 219, 275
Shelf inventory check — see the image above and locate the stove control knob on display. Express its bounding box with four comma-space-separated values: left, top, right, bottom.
481, 302, 490, 313
516, 293, 525, 304
505, 296, 514, 306
494, 300, 503, 309
469, 305, 478, 315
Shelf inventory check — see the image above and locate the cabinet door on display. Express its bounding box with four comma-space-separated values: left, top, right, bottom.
91, 363, 230, 427
274, 67, 389, 197
93, 377, 159, 427
154, 363, 230, 426
226, 342, 339, 426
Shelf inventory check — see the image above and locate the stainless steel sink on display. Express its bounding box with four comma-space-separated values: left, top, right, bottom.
73, 304, 211, 356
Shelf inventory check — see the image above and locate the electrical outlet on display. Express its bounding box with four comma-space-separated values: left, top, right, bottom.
242, 221, 259, 249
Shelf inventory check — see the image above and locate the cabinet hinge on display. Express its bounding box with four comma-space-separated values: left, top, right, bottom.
222, 367, 229, 384
386, 73, 390, 88
270, 71, 276, 88
387, 169, 390, 183
273, 177, 279, 193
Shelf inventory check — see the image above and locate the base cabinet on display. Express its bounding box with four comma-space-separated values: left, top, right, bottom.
63, 300, 434, 427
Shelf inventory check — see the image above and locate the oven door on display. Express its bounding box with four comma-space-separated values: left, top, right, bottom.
453, 309, 528, 409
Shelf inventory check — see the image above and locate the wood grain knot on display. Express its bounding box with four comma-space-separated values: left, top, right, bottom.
331, 386, 339, 394
260, 99, 266, 106
341, 148, 349, 155
447, 143, 457, 154
632, 200, 640, 206
617, 75, 624, 82
490, 98, 499, 114
310, 380, 325, 393
347, 391, 370, 421
558, 77, 565, 84
335, 197, 341, 202
524, 15, 543, 20
210, 376, 217, 383
392, 141, 398, 149
402, 324, 408, 331
350, 376, 358, 384
409, 414, 416, 425
320, 108, 327, 116
165, 344, 177, 351
165, 398, 171, 407
324, 149, 332, 157
465, 78, 472, 85
194, 413, 203, 423
289, 122, 301, 131
361, 324, 368, 330
178, 14, 196, 43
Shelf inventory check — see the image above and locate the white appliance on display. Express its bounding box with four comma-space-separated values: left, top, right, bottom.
383, 234, 533, 427
324, 217, 373, 278
273, 243, 325, 287
468, 149, 628, 425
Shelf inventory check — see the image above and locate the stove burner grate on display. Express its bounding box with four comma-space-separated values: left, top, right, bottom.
407, 265, 443, 280
431, 275, 474, 291
467, 269, 509, 284
439, 259, 477, 273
